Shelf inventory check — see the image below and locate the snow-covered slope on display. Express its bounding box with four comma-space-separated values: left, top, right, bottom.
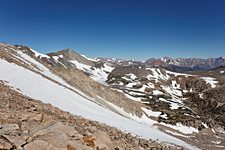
0, 47, 198, 149
0, 61, 194, 149
69, 60, 114, 84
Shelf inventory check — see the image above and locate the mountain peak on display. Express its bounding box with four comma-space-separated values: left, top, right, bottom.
47, 48, 96, 66
59, 48, 74, 53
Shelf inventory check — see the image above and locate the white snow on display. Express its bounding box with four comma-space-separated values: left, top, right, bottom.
17, 52, 67, 85
201, 123, 208, 128
201, 77, 218, 88
52, 56, 59, 60
69, 60, 114, 84
211, 140, 221, 144
15, 51, 85, 97
139, 85, 148, 92
161, 123, 199, 134
159, 97, 169, 102
124, 94, 142, 102
128, 91, 145, 96
30, 48, 50, 58
220, 71, 224, 73
91, 64, 114, 84
0, 59, 198, 149
161, 114, 168, 119
199, 93, 203, 99
170, 102, 180, 110
69, 60, 91, 72
51, 55, 67, 68
126, 82, 137, 88
147, 82, 155, 88
58, 55, 63, 58
161, 85, 182, 97
215, 145, 224, 148
122, 74, 137, 81
121, 76, 131, 81
128, 73, 137, 80
166, 70, 192, 77
183, 90, 188, 93
160, 84, 183, 110
81, 54, 97, 62
147, 68, 170, 82
153, 90, 163, 95
142, 108, 161, 117
165, 130, 189, 138
171, 80, 180, 89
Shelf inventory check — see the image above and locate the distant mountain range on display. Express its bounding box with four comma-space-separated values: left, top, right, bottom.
97, 56, 225, 72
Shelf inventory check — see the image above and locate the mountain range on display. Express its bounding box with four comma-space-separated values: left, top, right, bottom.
0, 42, 225, 150
97, 56, 225, 72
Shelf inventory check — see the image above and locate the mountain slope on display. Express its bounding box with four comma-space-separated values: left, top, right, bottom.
1, 81, 178, 150
1, 43, 225, 149
0, 43, 197, 149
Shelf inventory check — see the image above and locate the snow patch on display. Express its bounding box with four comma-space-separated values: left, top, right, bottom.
170, 102, 180, 110
165, 130, 189, 138
161, 123, 199, 134
126, 82, 137, 88
30, 49, 50, 58
153, 90, 163, 95
69, 60, 114, 84
81, 54, 97, 62
142, 108, 161, 117
52, 56, 59, 60
211, 140, 221, 144
58, 55, 63, 58
201, 77, 218, 88
124, 94, 142, 102
199, 93, 203, 99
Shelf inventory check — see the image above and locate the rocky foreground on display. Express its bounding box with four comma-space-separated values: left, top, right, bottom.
0, 82, 181, 150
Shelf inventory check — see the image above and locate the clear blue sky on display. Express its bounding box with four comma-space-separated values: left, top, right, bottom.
0, 0, 225, 60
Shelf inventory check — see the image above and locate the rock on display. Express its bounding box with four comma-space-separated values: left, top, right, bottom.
89, 126, 97, 133
4, 135, 27, 148
0, 124, 19, 134
24, 140, 54, 150
0, 136, 13, 149
29, 113, 44, 122
82, 135, 95, 148
67, 144, 77, 150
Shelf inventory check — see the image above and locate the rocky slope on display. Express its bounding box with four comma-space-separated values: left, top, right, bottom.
105, 65, 225, 149
0, 81, 177, 150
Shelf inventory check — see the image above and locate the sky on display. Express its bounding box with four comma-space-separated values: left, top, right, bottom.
0, 0, 225, 60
